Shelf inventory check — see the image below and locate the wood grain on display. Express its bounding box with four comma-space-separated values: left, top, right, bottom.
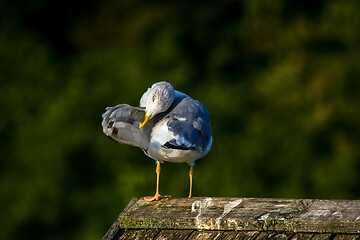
118, 197, 360, 233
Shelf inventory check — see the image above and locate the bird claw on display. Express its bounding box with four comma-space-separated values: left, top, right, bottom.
144, 193, 172, 202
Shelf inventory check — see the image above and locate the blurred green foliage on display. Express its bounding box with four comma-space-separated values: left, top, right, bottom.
1, 0, 360, 239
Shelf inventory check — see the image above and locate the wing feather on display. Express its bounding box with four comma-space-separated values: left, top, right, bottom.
102, 104, 146, 148
165, 97, 211, 151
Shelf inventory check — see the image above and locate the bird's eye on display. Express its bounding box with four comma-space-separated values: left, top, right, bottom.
152, 96, 156, 102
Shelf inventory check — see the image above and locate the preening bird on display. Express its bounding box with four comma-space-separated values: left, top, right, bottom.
102, 81, 212, 201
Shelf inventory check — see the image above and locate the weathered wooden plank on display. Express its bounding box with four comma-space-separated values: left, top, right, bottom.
118, 197, 360, 233
332, 234, 359, 240
118, 229, 159, 240
255, 231, 294, 240
310, 234, 333, 240
187, 230, 225, 239
154, 229, 193, 239
289, 233, 314, 240
222, 231, 260, 240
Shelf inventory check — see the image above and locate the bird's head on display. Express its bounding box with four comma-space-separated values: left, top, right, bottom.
139, 82, 175, 128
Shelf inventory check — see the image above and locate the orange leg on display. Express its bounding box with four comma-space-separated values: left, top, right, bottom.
144, 162, 171, 202
188, 165, 194, 198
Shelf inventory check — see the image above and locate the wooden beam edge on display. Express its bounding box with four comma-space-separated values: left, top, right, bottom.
117, 197, 360, 234
118, 215, 360, 234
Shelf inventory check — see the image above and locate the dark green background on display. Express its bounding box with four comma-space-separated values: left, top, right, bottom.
1, 0, 360, 239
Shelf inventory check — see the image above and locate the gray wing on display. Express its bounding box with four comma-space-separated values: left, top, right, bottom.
102, 104, 147, 148
164, 97, 211, 151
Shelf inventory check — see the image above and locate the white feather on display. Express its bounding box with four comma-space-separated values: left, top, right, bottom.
140, 87, 151, 107
150, 121, 174, 146
166, 150, 181, 158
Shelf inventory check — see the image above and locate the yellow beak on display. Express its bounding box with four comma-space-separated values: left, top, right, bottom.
139, 112, 151, 128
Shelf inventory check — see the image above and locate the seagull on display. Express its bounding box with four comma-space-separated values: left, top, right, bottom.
102, 81, 212, 202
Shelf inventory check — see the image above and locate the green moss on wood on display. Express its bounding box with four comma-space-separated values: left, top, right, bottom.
118, 216, 180, 229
